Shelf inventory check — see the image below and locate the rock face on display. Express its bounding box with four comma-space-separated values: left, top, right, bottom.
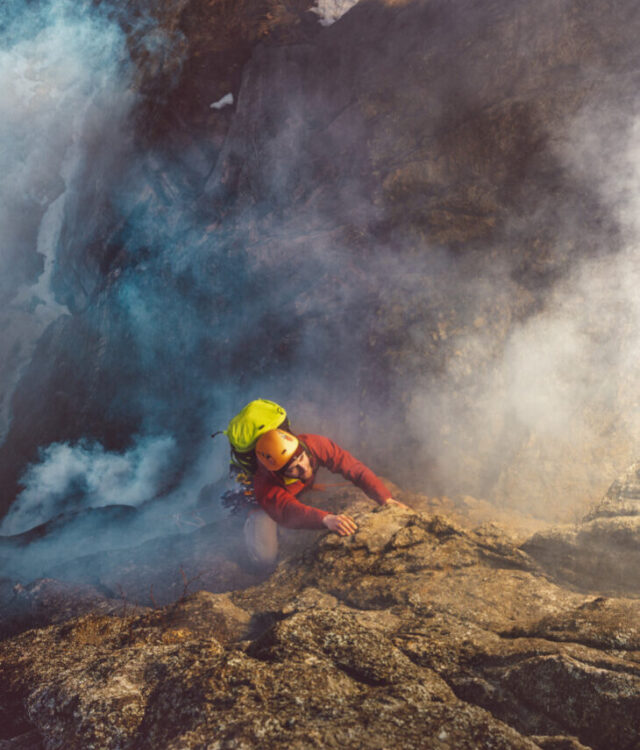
2, 487, 640, 749
191, 0, 640, 512
3, 0, 640, 525
522, 460, 640, 595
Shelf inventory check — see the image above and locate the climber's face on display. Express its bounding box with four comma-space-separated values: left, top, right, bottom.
281, 448, 313, 482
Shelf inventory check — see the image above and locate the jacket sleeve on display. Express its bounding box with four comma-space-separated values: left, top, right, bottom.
306, 435, 390, 504
253, 473, 329, 529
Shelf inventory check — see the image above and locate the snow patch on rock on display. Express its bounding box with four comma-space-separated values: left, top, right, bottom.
210, 92, 234, 110
311, 0, 360, 26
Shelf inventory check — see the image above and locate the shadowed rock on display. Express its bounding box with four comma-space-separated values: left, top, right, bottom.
522, 460, 640, 594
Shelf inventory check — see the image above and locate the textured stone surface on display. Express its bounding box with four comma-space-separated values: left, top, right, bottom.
0, 577, 141, 642
584, 460, 640, 521
523, 460, 640, 594
2, 487, 640, 749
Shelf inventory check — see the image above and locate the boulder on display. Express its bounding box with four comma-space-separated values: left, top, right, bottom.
3, 501, 640, 748
522, 459, 640, 594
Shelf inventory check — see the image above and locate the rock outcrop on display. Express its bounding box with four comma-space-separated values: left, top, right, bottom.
523, 460, 640, 595
2, 486, 640, 749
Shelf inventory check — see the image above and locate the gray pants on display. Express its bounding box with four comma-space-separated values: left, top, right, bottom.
244, 508, 278, 567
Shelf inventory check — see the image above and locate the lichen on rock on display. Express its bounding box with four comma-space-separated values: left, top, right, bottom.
2, 491, 640, 749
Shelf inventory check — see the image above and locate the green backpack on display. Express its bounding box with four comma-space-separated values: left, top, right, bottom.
214, 396, 291, 475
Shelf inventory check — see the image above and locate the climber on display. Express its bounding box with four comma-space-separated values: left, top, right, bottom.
245, 428, 409, 566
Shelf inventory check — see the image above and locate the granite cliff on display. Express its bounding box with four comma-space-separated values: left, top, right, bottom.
2, 468, 640, 749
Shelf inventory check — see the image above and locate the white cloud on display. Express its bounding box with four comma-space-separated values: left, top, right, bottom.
0, 1, 133, 438
1, 435, 176, 535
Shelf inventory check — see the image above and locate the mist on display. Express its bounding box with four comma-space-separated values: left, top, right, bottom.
405, 95, 640, 518
0, 0, 133, 441
0, 435, 177, 535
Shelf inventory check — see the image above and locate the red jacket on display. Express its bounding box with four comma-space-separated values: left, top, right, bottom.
253, 434, 390, 529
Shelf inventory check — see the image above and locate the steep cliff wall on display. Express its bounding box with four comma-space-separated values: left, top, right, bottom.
2, 0, 640, 532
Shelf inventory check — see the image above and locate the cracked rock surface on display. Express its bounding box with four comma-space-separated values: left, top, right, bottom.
2, 488, 639, 749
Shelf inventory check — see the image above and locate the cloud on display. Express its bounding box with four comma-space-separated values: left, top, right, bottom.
0, 0, 134, 439
404, 94, 640, 516
0, 0, 131, 304
0, 435, 177, 536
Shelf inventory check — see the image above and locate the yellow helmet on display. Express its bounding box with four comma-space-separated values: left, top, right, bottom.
255, 429, 299, 471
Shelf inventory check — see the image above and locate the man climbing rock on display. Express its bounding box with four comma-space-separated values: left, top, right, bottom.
245, 428, 408, 566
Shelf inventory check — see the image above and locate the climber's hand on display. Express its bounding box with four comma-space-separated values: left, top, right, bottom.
322, 514, 358, 536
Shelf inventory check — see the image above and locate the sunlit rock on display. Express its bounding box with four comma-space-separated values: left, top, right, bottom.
2, 496, 640, 748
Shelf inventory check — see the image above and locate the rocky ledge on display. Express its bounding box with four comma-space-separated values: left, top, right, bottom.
523, 460, 640, 595
2, 482, 640, 749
